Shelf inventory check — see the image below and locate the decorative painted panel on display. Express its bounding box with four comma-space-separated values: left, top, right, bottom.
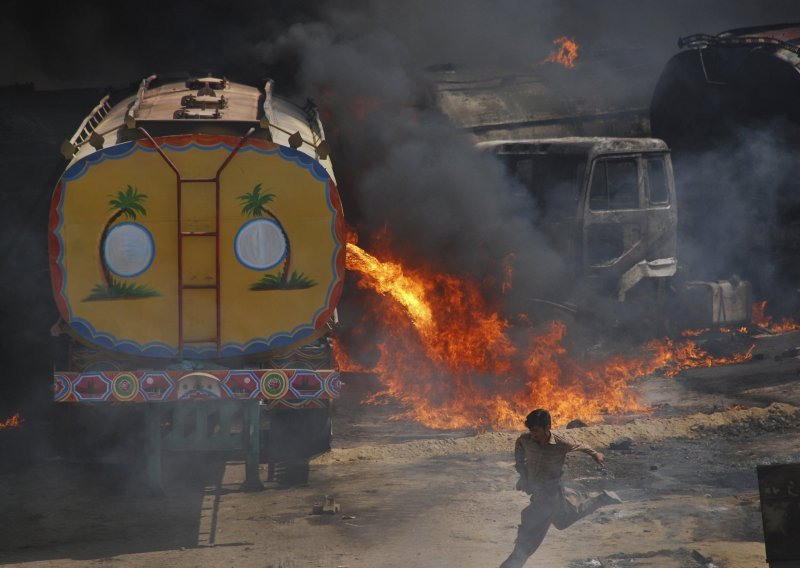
54, 369, 341, 404
49, 134, 345, 359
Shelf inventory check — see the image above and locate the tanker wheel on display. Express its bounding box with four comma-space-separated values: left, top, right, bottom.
260, 406, 332, 485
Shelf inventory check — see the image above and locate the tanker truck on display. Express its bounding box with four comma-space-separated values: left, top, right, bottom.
49, 74, 345, 488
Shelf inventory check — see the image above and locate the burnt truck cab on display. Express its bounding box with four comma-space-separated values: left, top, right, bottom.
481, 136, 751, 331
481, 138, 677, 310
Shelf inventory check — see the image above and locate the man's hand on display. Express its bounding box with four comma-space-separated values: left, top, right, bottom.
515, 477, 531, 494
593, 452, 605, 467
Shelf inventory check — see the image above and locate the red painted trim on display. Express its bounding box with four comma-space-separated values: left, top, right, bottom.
137, 133, 279, 153
315, 179, 347, 328
48, 179, 69, 320
328, 180, 343, 214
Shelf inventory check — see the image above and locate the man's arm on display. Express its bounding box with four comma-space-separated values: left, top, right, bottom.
564, 436, 605, 466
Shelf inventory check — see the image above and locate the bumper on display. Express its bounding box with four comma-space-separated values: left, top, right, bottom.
54, 368, 341, 408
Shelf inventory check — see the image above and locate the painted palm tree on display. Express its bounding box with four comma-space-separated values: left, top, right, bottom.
99, 185, 148, 285
238, 183, 291, 286
84, 185, 158, 301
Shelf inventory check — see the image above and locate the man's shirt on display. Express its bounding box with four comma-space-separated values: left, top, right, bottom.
514, 431, 599, 492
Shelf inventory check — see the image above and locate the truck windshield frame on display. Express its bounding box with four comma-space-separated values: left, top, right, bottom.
503, 153, 586, 222
588, 156, 641, 212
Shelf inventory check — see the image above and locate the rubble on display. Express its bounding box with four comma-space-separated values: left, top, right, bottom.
312, 495, 341, 515
608, 437, 634, 451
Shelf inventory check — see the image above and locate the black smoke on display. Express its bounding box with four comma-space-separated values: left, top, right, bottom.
260, 13, 565, 308
4, 0, 800, 409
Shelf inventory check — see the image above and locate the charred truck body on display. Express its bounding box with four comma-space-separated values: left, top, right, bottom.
652, 23, 800, 307
50, 75, 345, 487
480, 137, 751, 332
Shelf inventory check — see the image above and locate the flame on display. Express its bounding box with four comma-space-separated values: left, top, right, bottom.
543, 36, 579, 68
751, 300, 800, 333
681, 328, 708, 337
0, 412, 21, 429
718, 326, 749, 334
340, 241, 754, 430
646, 337, 753, 378
346, 242, 434, 333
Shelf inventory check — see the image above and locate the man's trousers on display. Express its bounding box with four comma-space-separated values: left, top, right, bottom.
499, 486, 610, 568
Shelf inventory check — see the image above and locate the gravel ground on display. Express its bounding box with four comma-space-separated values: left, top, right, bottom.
2, 331, 800, 567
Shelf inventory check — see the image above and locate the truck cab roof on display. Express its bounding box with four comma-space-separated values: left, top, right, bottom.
476, 137, 669, 158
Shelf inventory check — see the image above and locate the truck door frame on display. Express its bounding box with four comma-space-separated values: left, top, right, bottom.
580, 153, 647, 282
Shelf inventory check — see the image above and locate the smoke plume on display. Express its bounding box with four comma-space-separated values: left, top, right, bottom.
259, 8, 570, 314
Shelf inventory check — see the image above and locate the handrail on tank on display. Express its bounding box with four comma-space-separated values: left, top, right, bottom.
302, 98, 326, 145
135, 126, 255, 181
261, 79, 276, 128
678, 33, 800, 55
259, 79, 330, 160
126, 74, 158, 129
60, 94, 112, 159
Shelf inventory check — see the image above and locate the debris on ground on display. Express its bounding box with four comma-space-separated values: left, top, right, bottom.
609, 437, 634, 451
312, 495, 341, 515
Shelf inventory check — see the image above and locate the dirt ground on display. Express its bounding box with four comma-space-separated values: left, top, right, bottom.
2, 331, 800, 567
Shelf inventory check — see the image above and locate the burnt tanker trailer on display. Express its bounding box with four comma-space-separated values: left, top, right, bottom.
651, 23, 800, 303
652, 23, 800, 148
50, 75, 345, 488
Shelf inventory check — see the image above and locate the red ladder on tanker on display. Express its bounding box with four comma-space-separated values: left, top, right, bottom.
137, 127, 255, 359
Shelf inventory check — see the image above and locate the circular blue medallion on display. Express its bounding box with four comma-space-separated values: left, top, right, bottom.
234, 219, 287, 270
103, 222, 155, 278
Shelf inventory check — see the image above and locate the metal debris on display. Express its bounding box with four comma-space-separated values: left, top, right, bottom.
312, 495, 341, 515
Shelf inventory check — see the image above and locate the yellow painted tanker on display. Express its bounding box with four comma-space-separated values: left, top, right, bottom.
51, 76, 344, 364
50, 75, 345, 485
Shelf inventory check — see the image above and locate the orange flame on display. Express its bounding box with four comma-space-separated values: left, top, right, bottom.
340, 242, 753, 429
543, 36, 579, 68
646, 338, 753, 378
680, 328, 709, 337
751, 300, 800, 333
0, 412, 21, 429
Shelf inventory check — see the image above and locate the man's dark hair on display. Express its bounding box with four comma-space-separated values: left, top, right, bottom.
524, 409, 551, 429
